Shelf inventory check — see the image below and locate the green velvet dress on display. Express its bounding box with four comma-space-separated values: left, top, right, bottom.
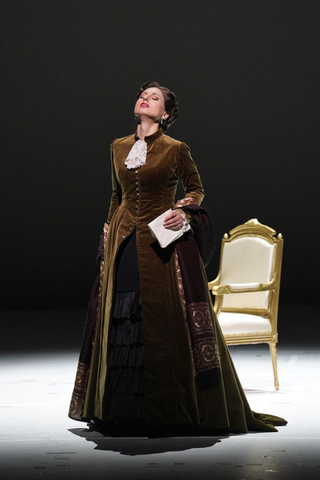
69, 128, 287, 433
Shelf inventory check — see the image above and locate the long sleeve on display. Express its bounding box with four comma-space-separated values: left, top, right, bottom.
176, 142, 205, 205
174, 142, 205, 216
107, 140, 122, 224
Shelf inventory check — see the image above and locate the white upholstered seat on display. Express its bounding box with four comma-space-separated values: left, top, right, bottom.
218, 312, 271, 335
209, 219, 284, 390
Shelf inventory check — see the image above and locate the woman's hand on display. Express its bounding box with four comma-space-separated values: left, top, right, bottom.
163, 211, 183, 230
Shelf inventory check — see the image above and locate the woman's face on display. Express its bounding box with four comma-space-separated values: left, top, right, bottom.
134, 87, 168, 122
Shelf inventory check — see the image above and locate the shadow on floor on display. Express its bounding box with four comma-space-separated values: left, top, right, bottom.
69, 427, 226, 455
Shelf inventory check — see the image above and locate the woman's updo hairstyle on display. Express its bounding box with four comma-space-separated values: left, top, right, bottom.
136, 81, 178, 132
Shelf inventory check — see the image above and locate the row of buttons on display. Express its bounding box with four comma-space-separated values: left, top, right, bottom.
122, 169, 139, 239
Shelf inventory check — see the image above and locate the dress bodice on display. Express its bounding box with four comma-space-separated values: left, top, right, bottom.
107, 130, 205, 229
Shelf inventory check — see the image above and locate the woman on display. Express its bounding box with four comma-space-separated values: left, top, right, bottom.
69, 81, 286, 434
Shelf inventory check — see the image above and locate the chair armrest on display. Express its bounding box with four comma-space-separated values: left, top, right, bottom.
209, 280, 275, 295
208, 275, 220, 288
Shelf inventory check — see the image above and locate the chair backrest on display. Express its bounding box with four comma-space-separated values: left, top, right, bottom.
219, 219, 283, 313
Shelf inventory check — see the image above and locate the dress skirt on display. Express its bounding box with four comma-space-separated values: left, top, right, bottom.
103, 231, 146, 423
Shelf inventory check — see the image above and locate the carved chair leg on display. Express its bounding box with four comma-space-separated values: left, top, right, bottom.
269, 342, 279, 390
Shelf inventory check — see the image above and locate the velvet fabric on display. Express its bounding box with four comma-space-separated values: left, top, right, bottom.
175, 229, 221, 375
69, 129, 287, 433
178, 203, 215, 268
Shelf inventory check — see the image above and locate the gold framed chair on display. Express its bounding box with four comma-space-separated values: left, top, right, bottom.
208, 218, 284, 390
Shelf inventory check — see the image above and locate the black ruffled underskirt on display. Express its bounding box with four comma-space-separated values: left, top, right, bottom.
103, 232, 146, 423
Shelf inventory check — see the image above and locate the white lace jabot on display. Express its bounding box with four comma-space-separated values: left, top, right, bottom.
124, 140, 147, 170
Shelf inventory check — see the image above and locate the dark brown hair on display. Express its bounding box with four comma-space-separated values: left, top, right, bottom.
136, 81, 178, 132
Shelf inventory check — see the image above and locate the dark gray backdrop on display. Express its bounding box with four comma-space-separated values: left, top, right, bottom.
2, 0, 319, 309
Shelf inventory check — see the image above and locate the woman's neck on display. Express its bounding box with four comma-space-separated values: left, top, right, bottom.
136, 119, 160, 141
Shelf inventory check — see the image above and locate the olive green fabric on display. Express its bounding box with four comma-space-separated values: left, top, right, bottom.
82, 129, 286, 432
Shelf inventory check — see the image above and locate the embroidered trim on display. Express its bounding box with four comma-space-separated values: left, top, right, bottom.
69, 361, 90, 420
174, 197, 199, 208
187, 302, 221, 373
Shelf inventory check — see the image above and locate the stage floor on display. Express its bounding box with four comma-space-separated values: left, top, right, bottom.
1, 309, 319, 479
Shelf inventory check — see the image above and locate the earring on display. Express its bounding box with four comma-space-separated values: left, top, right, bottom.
160, 117, 165, 125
